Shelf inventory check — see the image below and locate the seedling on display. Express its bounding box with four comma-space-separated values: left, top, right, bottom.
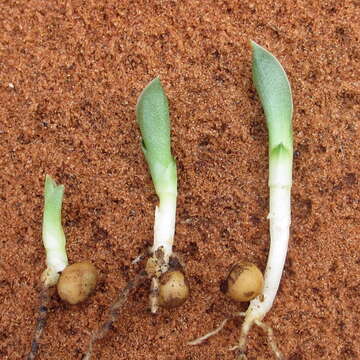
189, 42, 293, 360
83, 78, 188, 360
137, 77, 189, 312
27, 175, 98, 360
233, 40, 293, 360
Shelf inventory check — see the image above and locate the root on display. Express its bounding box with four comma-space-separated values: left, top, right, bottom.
188, 311, 283, 360
26, 285, 50, 360
145, 247, 167, 314
188, 313, 245, 346
229, 313, 249, 357
83, 271, 147, 360
254, 320, 284, 360
188, 319, 229, 345
231, 316, 283, 360
149, 277, 160, 314
132, 247, 150, 265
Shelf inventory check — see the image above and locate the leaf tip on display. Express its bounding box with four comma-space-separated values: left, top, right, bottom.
136, 76, 164, 118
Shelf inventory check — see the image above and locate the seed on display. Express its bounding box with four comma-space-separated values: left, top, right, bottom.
57, 262, 98, 304
158, 270, 189, 308
223, 262, 264, 302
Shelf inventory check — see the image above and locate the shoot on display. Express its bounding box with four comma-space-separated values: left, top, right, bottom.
27, 175, 68, 360
137, 77, 189, 312
41, 175, 68, 286
189, 42, 293, 359
82, 78, 188, 359
234, 40, 293, 360
27, 176, 97, 360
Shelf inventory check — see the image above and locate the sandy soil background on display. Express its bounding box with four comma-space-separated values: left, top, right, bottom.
0, 0, 359, 359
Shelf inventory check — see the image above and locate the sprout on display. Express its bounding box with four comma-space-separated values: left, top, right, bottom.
137, 77, 189, 313
27, 176, 97, 360
222, 262, 264, 302
233, 40, 293, 360
83, 78, 188, 360
189, 42, 293, 360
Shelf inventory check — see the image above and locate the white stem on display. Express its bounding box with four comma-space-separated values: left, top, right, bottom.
43, 235, 68, 273
244, 187, 290, 323
152, 192, 177, 263
42, 225, 68, 287
42, 203, 68, 275
241, 152, 292, 332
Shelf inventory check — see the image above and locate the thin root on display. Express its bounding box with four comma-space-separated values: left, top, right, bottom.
187, 311, 283, 360
26, 285, 50, 360
83, 271, 147, 360
188, 312, 246, 346
231, 317, 283, 360
236, 352, 248, 360
254, 320, 284, 360
188, 319, 229, 345
146, 247, 167, 313
149, 277, 160, 314
131, 247, 150, 265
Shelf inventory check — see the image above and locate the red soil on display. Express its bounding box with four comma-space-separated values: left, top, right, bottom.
0, 1, 359, 359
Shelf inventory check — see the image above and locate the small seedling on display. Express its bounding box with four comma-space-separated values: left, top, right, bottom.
27, 175, 98, 360
137, 77, 189, 312
189, 41, 293, 360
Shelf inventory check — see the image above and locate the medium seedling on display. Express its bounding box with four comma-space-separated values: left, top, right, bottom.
83, 78, 189, 360
137, 77, 189, 312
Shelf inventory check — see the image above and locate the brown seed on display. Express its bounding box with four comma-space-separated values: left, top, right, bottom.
223, 262, 264, 302
158, 270, 189, 308
57, 262, 98, 305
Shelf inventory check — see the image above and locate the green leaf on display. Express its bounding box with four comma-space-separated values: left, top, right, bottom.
136, 78, 177, 196
43, 175, 68, 272
251, 41, 293, 153
43, 175, 65, 237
